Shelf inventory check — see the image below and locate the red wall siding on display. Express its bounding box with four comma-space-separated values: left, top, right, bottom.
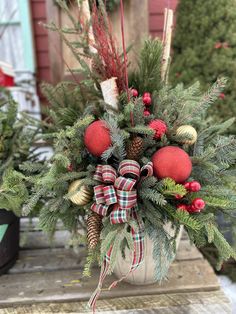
30, 0, 51, 90
149, 0, 179, 38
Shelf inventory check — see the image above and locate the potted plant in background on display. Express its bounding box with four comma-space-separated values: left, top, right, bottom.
0, 89, 39, 274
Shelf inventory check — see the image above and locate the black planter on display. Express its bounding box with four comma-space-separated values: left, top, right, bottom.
0, 209, 20, 275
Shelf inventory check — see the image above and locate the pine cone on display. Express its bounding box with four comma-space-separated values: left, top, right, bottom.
126, 137, 143, 161
87, 212, 103, 249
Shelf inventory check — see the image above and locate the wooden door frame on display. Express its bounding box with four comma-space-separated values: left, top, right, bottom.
45, 0, 63, 84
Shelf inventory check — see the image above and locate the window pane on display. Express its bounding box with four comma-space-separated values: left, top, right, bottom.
0, 0, 20, 22
0, 25, 25, 70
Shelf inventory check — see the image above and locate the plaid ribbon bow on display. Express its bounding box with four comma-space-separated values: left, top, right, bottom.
89, 160, 153, 312
91, 159, 153, 224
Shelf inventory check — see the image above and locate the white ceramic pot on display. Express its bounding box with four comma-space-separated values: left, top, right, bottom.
113, 224, 183, 285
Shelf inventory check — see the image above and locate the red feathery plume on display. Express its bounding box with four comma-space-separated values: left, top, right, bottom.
90, 3, 126, 93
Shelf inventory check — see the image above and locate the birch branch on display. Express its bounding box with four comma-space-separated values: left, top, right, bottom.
161, 8, 174, 82
78, 0, 97, 53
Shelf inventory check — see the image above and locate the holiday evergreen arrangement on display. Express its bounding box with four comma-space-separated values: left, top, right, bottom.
21, 1, 236, 311
171, 0, 236, 134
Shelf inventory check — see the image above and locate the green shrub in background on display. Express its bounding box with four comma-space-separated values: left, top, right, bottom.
0, 89, 40, 215
171, 0, 236, 134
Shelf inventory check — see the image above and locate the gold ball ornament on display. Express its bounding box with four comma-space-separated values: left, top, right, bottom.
68, 180, 93, 206
176, 125, 198, 145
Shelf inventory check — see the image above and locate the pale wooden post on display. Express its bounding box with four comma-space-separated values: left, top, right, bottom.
46, 2, 63, 83
78, 0, 97, 54
161, 8, 174, 82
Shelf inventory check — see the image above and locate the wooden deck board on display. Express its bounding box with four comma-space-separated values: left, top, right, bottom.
0, 291, 231, 314
20, 218, 65, 232
0, 219, 231, 313
0, 259, 220, 307
9, 248, 84, 274
20, 230, 71, 250
10, 239, 202, 275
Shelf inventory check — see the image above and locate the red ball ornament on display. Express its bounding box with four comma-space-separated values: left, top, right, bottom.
143, 92, 151, 98
149, 119, 167, 139
189, 181, 201, 192
143, 109, 150, 117
84, 120, 111, 157
152, 146, 192, 183
143, 95, 152, 105
177, 204, 188, 211
131, 89, 138, 97
192, 198, 205, 211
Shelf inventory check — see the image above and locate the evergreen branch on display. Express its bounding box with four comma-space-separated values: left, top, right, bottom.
164, 205, 202, 232
22, 187, 47, 216
127, 126, 155, 136
176, 77, 227, 125
159, 178, 187, 197
204, 196, 235, 209
139, 189, 167, 206
83, 248, 100, 277
140, 176, 158, 189
212, 226, 236, 269
129, 39, 163, 94
146, 221, 176, 281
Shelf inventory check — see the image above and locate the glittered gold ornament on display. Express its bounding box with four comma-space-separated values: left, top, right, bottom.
176, 125, 197, 145
68, 180, 93, 206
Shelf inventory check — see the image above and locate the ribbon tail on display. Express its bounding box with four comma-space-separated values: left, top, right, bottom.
88, 285, 102, 314
108, 211, 145, 290
88, 246, 112, 312
107, 236, 144, 290
108, 273, 128, 290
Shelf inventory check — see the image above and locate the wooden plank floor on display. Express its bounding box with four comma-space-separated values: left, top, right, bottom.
0, 219, 232, 314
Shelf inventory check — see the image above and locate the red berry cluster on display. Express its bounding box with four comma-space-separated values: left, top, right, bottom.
143, 92, 152, 105
143, 92, 152, 117
67, 164, 73, 172
219, 93, 225, 100
143, 109, 150, 117
131, 89, 152, 117
214, 42, 229, 49
176, 181, 205, 213
184, 181, 201, 192
131, 89, 138, 97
